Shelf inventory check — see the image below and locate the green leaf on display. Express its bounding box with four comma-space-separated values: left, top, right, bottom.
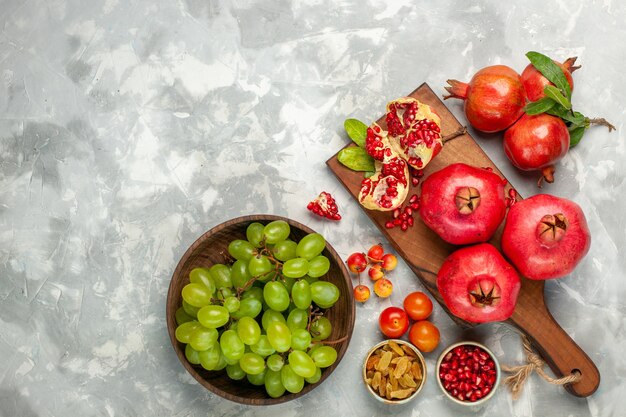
543, 85, 571, 110
364, 171, 376, 178
343, 119, 368, 148
568, 126, 586, 148
546, 106, 586, 127
526, 51, 572, 100
337, 147, 375, 172
524, 97, 556, 115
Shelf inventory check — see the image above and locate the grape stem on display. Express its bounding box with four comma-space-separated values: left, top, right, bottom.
236, 275, 260, 297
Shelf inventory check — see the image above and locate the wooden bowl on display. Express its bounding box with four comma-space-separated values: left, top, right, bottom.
166, 215, 356, 405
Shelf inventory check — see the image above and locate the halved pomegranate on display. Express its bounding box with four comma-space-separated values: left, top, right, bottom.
359, 156, 409, 211
437, 243, 521, 323
385, 97, 443, 170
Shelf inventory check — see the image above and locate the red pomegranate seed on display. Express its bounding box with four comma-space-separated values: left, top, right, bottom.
411, 177, 419, 187
409, 194, 418, 203
438, 344, 497, 403
401, 222, 408, 231
385, 221, 394, 229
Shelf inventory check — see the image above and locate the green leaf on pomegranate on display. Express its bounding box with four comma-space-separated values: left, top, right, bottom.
364, 171, 376, 178
568, 126, 586, 148
524, 97, 556, 115
543, 85, 571, 110
337, 146, 375, 172
344, 119, 368, 148
547, 106, 586, 126
526, 51, 572, 100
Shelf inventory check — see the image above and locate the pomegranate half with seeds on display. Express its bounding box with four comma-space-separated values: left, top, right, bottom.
419, 163, 507, 245
521, 57, 578, 102
385, 97, 443, 170
502, 194, 591, 280
437, 243, 521, 323
359, 124, 409, 211
444, 65, 526, 133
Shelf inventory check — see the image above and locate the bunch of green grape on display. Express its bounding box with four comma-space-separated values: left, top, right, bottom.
174, 220, 341, 398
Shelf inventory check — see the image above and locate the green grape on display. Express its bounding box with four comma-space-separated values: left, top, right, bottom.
189, 267, 216, 293
226, 362, 246, 380
265, 369, 286, 398
296, 233, 326, 260
263, 281, 290, 312
185, 344, 201, 365
175, 307, 194, 325
231, 259, 252, 289
189, 327, 219, 351
231, 298, 262, 319
288, 350, 317, 378
266, 354, 284, 372
198, 344, 221, 370
239, 352, 266, 375
209, 264, 232, 288
291, 328, 312, 351
215, 351, 228, 371
310, 281, 340, 308
250, 335, 276, 357
307, 255, 330, 278
272, 240, 297, 262
266, 322, 292, 353
263, 220, 290, 244
197, 305, 230, 329
305, 366, 322, 384
262, 309, 286, 331
237, 316, 261, 345
182, 300, 200, 317
280, 365, 304, 394
310, 346, 337, 368
310, 317, 332, 341
242, 286, 263, 302
175, 321, 201, 343
228, 240, 256, 261
248, 255, 273, 277
282, 258, 309, 278
181, 283, 212, 307
291, 280, 312, 310
247, 369, 266, 386
216, 287, 234, 301
223, 296, 240, 313
282, 277, 296, 294
246, 222, 265, 248
220, 330, 245, 362
304, 275, 319, 285
286, 308, 308, 332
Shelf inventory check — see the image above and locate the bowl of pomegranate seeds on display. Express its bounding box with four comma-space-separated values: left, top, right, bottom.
436, 341, 500, 406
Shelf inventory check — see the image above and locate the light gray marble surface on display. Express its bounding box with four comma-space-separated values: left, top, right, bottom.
1, 0, 625, 416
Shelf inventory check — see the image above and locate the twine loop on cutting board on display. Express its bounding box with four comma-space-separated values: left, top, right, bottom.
502, 335, 582, 399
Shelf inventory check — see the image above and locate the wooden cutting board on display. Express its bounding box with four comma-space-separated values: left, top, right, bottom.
326, 83, 600, 397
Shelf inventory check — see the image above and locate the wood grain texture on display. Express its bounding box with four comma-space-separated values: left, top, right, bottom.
166, 215, 356, 405
326, 83, 600, 397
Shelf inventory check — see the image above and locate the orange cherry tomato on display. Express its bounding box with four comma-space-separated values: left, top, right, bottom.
403, 291, 433, 321
408, 321, 440, 353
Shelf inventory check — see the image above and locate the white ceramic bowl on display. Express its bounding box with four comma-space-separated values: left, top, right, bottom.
436, 341, 500, 406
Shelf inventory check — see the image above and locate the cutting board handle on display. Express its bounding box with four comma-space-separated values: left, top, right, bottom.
511, 298, 600, 397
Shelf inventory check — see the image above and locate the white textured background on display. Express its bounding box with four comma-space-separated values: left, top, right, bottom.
0, 0, 624, 416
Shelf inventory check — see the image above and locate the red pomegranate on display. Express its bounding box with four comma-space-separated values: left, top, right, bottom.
437, 243, 521, 323
419, 163, 507, 245
385, 97, 443, 170
503, 113, 569, 186
444, 65, 527, 133
521, 57, 578, 102
502, 194, 591, 280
